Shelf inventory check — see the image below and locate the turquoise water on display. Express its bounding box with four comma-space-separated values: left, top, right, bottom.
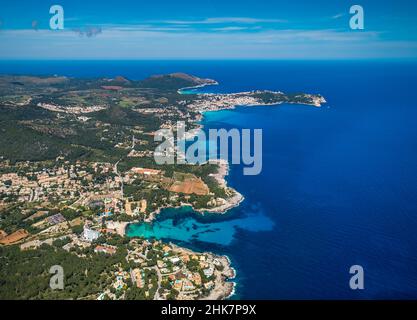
3, 60, 417, 299
127, 205, 274, 246
126, 61, 417, 299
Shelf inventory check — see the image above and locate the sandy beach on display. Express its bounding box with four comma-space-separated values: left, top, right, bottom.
105, 221, 129, 236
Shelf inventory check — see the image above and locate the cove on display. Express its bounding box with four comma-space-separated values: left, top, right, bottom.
126, 203, 275, 247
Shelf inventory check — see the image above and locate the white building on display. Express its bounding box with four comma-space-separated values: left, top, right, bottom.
83, 225, 100, 242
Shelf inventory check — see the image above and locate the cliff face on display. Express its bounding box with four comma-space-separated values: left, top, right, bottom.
138, 73, 216, 90
165, 73, 216, 85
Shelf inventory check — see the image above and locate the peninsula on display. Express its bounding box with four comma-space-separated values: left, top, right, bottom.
0, 72, 325, 300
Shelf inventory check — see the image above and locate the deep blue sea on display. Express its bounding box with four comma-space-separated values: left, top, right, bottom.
2, 60, 417, 299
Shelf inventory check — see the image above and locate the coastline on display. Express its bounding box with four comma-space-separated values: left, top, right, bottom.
117, 157, 245, 237
177, 81, 219, 94
120, 80, 325, 300
119, 83, 242, 299
169, 243, 236, 300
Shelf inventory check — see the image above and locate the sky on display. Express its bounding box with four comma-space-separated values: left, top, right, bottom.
0, 0, 417, 59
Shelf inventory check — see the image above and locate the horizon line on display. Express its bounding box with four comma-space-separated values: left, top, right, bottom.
1, 57, 417, 62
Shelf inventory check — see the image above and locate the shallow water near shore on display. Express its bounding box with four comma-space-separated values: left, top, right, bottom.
126, 203, 274, 246
3, 60, 417, 299
126, 61, 417, 299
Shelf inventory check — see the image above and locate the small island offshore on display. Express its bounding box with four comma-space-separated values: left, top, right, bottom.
0, 72, 325, 300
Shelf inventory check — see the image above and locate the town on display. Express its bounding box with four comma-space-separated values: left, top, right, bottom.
0, 72, 325, 300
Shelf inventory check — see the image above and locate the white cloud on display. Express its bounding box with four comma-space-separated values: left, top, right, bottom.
211, 26, 260, 32
152, 17, 287, 25
0, 27, 415, 60
331, 13, 345, 20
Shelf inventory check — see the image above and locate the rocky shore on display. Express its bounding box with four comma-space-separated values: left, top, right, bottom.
203, 159, 244, 213
171, 244, 236, 300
